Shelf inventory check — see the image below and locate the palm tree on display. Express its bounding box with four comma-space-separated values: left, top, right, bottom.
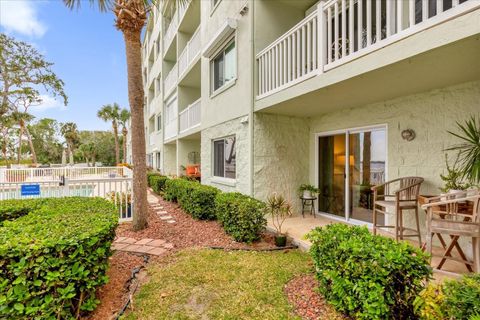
97, 103, 121, 165
60, 122, 79, 165
11, 111, 36, 164
118, 108, 131, 163
63, 0, 157, 230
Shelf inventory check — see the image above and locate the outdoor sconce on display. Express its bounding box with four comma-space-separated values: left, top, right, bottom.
401, 129, 416, 141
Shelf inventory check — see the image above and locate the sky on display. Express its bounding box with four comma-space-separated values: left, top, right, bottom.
0, 0, 129, 131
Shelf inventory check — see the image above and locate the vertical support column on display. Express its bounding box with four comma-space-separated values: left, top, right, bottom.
317, 1, 327, 73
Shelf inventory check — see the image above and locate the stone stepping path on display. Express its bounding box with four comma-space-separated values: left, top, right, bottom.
113, 237, 173, 256
147, 190, 176, 224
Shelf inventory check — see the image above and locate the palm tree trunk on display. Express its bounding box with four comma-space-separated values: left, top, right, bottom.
123, 28, 148, 230
123, 30, 147, 230
113, 122, 120, 165
17, 123, 24, 164
122, 128, 127, 163
67, 143, 73, 165
24, 126, 37, 165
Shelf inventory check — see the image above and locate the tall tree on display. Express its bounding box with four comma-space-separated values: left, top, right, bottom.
29, 118, 63, 164
60, 122, 79, 165
97, 103, 121, 165
0, 33, 67, 119
11, 111, 36, 164
64, 0, 156, 230
0, 115, 16, 164
118, 108, 131, 163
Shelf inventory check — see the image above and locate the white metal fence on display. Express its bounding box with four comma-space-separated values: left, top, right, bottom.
257, 0, 479, 98
0, 167, 134, 222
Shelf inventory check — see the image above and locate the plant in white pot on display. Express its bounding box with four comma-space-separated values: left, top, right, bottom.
298, 184, 320, 198
439, 154, 471, 198
266, 193, 292, 247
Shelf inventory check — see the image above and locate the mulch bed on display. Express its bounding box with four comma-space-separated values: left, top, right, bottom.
116, 190, 278, 251
83, 252, 146, 320
285, 274, 346, 320
87, 190, 279, 319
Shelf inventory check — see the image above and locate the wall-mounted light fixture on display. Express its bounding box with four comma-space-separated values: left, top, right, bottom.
401, 129, 416, 141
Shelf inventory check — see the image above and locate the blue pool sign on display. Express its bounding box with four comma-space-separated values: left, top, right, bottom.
21, 184, 41, 196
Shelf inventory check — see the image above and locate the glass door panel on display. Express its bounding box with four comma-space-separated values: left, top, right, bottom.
318, 134, 346, 218
348, 129, 386, 223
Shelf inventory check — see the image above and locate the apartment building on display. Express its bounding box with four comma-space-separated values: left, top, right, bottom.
132, 0, 480, 227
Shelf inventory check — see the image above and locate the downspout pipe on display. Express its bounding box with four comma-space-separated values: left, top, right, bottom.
249, 0, 255, 197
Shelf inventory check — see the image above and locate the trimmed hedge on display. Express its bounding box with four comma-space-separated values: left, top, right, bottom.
307, 224, 431, 320
147, 171, 162, 187
178, 182, 219, 220
0, 197, 118, 319
163, 178, 191, 202
149, 175, 169, 194
215, 192, 266, 243
0, 198, 44, 224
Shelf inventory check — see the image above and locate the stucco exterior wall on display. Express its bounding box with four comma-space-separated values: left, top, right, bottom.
178, 139, 201, 169
308, 80, 480, 195
201, 116, 250, 194
163, 143, 177, 176
253, 113, 310, 211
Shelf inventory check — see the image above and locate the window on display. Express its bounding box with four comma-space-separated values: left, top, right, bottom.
211, 39, 236, 93
155, 152, 161, 170
213, 136, 236, 179
212, 0, 221, 10
156, 114, 162, 131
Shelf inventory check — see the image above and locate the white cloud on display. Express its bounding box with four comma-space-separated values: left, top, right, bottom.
30, 95, 66, 112
0, 0, 47, 38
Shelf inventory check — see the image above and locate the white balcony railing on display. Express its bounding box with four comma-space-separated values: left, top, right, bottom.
164, 120, 177, 141
149, 132, 157, 146
178, 27, 201, 78
163, 14, 178, 52
164, 63, 178, 96
179, 98, 201, 134
256, 0, 478, 98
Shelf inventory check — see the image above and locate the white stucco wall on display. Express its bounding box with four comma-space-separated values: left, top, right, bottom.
253, 113, 310, 211
201, 116, 250, 194
163, 143, 177, 176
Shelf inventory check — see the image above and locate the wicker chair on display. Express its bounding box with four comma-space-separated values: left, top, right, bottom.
372, 177, 424, 243
422, 191, 480, 273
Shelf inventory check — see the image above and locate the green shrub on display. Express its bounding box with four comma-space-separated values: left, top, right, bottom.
0, 198, 44, 224
179, 182, 219, 220
307, 224, 431, 320
163, 178, 191, 202
0, 197, 118, 319
215, 192, 267, 243
415, 273, 480, 320
147, 171, 162, 187
149, 175, 169, 194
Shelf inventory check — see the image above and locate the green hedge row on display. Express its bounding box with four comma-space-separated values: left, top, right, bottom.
149, 175, 169, 194
307, 224, 431, 320
215, 192, 266, 243
0, 197, 118, 319
152, 178, 266, 242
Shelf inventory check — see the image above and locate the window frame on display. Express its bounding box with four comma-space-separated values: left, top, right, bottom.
210, 36, 237, 96
156, 114, 162, 131
212, 135, 236, 180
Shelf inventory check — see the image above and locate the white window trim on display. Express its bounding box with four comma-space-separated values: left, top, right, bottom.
210, 36, 237, 97
212, 135, 236, 181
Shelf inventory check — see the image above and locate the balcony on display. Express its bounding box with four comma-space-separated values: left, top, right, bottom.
149, 132, 158, 146
163, 0, 191, 55
164, 119, 177, 141
179, 98, 201, 134
164, 63, 178, 96
178, 27, 201, 79
256, 0, 479, 99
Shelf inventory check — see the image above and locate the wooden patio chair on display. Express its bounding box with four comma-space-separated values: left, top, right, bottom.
422, 191, 480, 273
372, 177, 424, 243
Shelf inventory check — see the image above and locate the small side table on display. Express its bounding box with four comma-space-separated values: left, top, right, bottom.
300, 196, 317, 218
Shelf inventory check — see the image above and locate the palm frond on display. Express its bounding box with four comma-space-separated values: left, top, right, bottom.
63, 0, 112, 12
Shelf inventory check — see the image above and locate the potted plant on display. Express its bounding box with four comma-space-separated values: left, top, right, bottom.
298, 184, 320, 198
266, 193, 292, 247
440, 154, 471, 198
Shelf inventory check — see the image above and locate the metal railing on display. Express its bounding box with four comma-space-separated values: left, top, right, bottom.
164, 63, 178, 96
178, 27, 201, 78
0, 177, 133, 222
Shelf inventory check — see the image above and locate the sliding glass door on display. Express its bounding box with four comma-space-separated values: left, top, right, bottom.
317, 126, 386, 223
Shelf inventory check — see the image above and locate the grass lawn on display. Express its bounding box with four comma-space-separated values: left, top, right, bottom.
124, 248, 313, 320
